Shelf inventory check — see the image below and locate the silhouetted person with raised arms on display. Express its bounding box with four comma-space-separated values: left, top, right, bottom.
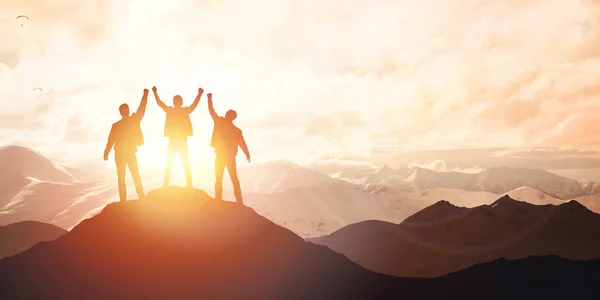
152, 86, 203, 188
207, 93, 250, 204
104, 88, 148, 202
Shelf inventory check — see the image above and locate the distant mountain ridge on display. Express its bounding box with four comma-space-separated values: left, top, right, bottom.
1, 145, 599, 244
0, 146, 116, 230
312, 195, 600, 277
0, 146, 74, 209
362, 166, 600, 200
238, 160, 355, 193
0, 221, 67, 259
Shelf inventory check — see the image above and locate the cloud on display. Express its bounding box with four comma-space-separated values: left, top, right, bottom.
406, 159, 483, 173
62, 115, 94, 142
304, 111, 364, 138
2, 0, 600, 165
0, 98, 52, 129
408, 160, 449, 172
309, 158, 379, 170
0, 50, 19, 68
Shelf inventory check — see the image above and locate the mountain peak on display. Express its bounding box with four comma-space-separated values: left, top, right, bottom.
0, 221, 67, 259
484, 195, 546, 215
403, 200, 467, 224
492, 194, 515, 204
0, 186, 393, 300
556, 199, 593, 215
0, 145, 73, 183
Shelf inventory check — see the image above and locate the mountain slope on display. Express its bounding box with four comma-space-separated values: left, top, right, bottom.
247, 187, 502, 238
1, 188, 598, 300
0, 221, 67, 259
402, 188, 499, 208
313, 196, 600, 277
0, 146, 74, 183
506, 186, 566, 205
245, 185, 433, 238
0, 146, 75, 208
576, 194, 600, 215
436, 256, 599, 300
238, 160, 353, 193
0, 187, 398, 300
0, 180, 115, 230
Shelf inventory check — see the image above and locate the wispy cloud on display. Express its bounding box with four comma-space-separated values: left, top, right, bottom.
1, 0, 600, 167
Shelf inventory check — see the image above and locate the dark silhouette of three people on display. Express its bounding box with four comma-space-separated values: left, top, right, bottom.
104, 87, 250, 205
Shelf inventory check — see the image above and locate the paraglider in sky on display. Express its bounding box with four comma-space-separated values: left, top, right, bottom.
16, 15, 29, 27
33, 88, 43, 97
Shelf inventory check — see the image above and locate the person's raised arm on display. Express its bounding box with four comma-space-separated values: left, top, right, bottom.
152, 86, 167, 112
207, 93, 218, 121
135, 89, 149, 119
104, 125, 115, 161
187, 87, 204, 113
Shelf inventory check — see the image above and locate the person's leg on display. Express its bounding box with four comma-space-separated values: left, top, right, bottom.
127, 152, 145, 200
180, 140, 192, 188
214, 154, 226, 201
115, 152, 127, 202
226, 157, 243, 204
163, 140, 177, 188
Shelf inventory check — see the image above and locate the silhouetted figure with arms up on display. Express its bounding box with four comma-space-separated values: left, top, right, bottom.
208, 93, 250, 204
104, 89, 148, 202
152, 86, 203, 188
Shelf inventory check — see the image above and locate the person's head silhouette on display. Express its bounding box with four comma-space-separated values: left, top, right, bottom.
225, 109, 237, 121
173, 95, 183, 107
119, 104, 130, 118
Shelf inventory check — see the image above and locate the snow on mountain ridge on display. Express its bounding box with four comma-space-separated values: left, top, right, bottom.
0, 146, 74, 183
359, 165, 600, 200
238, 160, 353, 193
475, 167, 600, 200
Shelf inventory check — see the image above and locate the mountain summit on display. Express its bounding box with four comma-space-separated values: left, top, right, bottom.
0, 187, 395, 300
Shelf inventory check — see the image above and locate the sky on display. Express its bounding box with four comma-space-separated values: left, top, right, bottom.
1, 0, 600, 173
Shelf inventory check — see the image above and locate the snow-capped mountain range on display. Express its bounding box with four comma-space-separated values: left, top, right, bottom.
1, 145, 599, 238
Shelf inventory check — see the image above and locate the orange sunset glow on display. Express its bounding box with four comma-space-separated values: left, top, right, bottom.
1, 1, 600, 299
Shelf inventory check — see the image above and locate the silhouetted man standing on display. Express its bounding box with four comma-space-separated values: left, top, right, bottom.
104, 89, 148, 202
207, 93, 250, 204
152, 86, 203, 188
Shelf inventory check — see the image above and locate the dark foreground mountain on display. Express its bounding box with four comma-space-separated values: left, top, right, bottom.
0, 188, 598, 300
0, 187, 402, 300
312, 196, 600, 277
0, 221, 67, 259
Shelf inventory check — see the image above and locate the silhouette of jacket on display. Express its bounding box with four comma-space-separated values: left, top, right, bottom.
164, 107, 193, 138
207, 97, 249, 204
153, 89, 203, 188
108, 111, 145, 154
104, 91, 148, 202
210, 117, 246, 157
